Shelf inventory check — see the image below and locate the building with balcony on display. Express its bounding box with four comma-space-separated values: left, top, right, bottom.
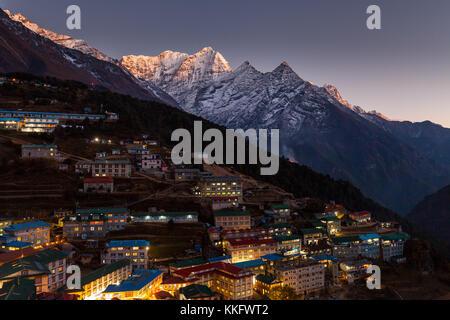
102, 240, 150, 270
102, 269, 163, 300
214, 210, 251, 230
4, 221, 50, 246
173, 262, 254, 300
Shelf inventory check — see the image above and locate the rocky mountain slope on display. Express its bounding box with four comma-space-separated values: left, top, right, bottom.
122, 50, 450, 214
0, 9, 177, 106
409, 185, 450, 244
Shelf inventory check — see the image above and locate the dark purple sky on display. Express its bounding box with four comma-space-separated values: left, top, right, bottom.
2, 0, 450, 127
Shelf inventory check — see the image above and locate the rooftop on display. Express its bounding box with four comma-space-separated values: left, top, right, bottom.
5, 221, 50, 232
21, 144, 57, 149
233, 259, 265, 269
84, 177, 113, 183
75, 208, 129, 215
255, 274, 280, 285
271, 204, 290, 210
103, 269, 163, 293
79, 260, 131, 287
213, 211, 251, 217
180, 284, 215, 299
105, 240, 150, 248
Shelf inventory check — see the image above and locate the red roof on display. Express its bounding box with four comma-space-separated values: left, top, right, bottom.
352, 211, 371, 217
221, 228, 263, 235
0, 247, 43, 264
162, 276, 189, 285
226, 237, 276, 247
173, 262, 249, 280
84, 177, 113, 183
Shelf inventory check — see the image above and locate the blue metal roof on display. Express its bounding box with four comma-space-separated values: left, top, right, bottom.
233, 259, 265, 268
312, 254, 338, 262
208, 255, 231, 262
3, 241, 34, 248
103, 269, 163, 293
5, 221, 50, 232
106, 240, 150, 248
261, 253, 285, 262
359, 233, 380, 241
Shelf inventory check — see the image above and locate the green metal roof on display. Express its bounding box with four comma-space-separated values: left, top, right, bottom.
300, 228, 324, 235
381, 233, 410, 241
320, 216, 340, 222
76, 208, 129, 215
213, 211, 251, 217
255, 274, 280, 285
170, 258, 208, 269
273, 235, 300, 242
132, 211, 198, 218
262, 223, 291, 230
80, 259, 131, 287
0, 278, 36, 300
331, 236, 360, 244
0, 249, 69, 280
271, 204, 290, 210
180, 284, 215, 299
22, 144, 57, 149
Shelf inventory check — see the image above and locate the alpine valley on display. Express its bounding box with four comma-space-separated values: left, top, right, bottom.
2, 9, 450, 215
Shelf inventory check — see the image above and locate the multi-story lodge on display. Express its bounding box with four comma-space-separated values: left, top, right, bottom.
63, 213, 108, 240
76, 159, 132, 177
214, 211, 251, 230
90, 159, 132, 177
274, 260, 325, 296
21, 144, 59, 160
173, 262, 254, 300
75, 208, 129, 232
299, 228, 327, 245
224, 237, 278, 263
83, 177, 114, 193
380, 233, 410, 262
102, 240, 150, 270
319, 216, 342, 235
349, 211, 372, 224
0, 249, 69, 294
141, 153, 163, 170
102, 269, 163, 300
331, 233, 381, 260
131, 211, 199, 224
66, 260, 132, 300
0, 110, 106, 122
4, 221, 50, 246
0, 219, 12, 235
273, 235, 302, 255
197, 176, 243, 203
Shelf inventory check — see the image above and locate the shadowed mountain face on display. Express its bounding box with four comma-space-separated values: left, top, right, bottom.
408, 185, 450, 244
0, 9, 177, 106
123, 53, 450, 214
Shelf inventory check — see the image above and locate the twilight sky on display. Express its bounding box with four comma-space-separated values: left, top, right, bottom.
2, 0, 450, 127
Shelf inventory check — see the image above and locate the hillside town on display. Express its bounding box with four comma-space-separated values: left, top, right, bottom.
0, 80, 416, 300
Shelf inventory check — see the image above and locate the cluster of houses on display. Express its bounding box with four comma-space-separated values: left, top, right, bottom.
0, 109, 118, 133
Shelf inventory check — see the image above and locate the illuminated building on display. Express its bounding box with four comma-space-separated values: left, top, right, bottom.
102, 240, 150, 270
213, 210, 251, 230
299, 228, 327, 245
349, 211, 372, 224
131, 211, 198, 223
83, 177, 114, 193
21, 144, 59, 160
274, 260, 325, 296
4, 221, 50, 246
224, 237, 277, 263
319, 216, 341, 235
380, 233, 410, 262
179, 283, 218, 300
197, 176, 243, 203
63, 213, 107, 240
102, 269, 163, 300
254, 274, 282, 297
66, 259, 132, 300
173, 262, 253, 300
0, 248, 69, 293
